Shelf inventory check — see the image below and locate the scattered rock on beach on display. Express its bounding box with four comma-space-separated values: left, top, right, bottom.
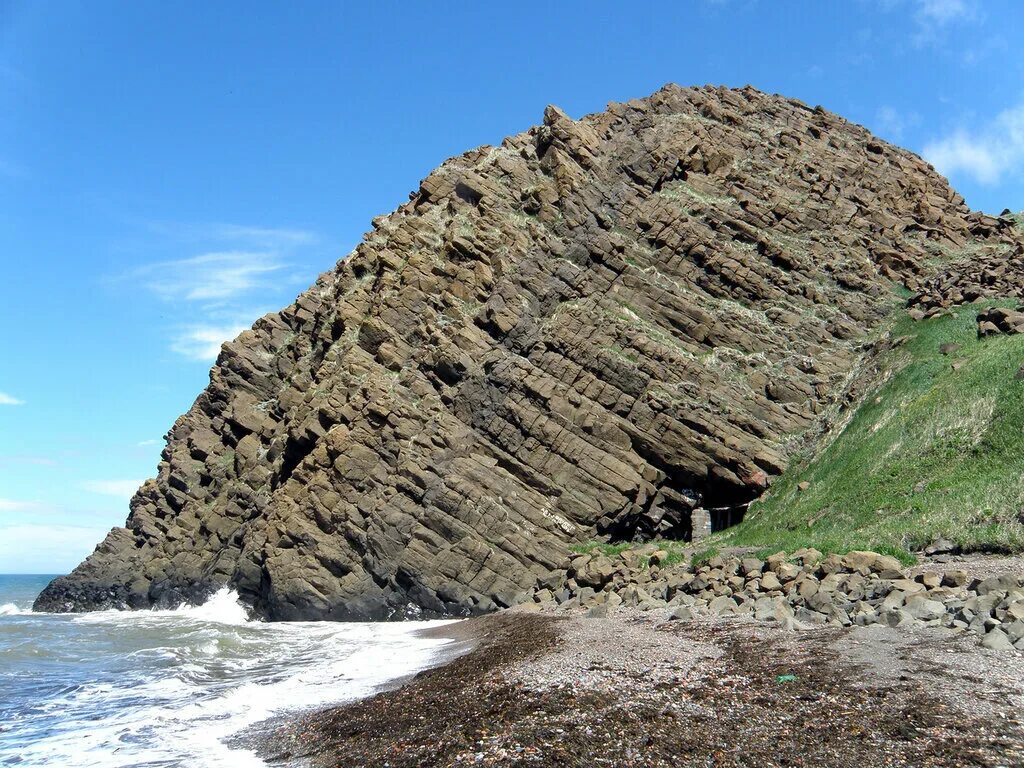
532, 547, 1024, 652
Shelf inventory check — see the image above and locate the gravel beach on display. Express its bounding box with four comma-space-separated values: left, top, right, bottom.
254, 604, 1024, 767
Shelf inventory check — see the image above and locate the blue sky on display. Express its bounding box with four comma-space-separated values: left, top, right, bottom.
1, 0, 1022, 573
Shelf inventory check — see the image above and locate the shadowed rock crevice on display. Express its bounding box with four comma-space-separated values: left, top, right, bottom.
34, 84, 1018, 620
275, 433, 316, 489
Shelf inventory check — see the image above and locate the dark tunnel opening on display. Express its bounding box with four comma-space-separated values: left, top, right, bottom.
598, 463, 764, 545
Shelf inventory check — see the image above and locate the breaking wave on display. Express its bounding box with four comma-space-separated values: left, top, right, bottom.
0, 581, 460, 767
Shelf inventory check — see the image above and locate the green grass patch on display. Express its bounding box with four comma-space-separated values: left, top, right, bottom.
691, 546, 719, 566
658, 550, 687, 567
569, 541, 633, 557
716, 301, 1024, 560
570, 539, 691, 566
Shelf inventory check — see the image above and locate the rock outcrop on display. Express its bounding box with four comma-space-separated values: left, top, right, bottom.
909, 211, 1024, 318
35, 85, 1004, 619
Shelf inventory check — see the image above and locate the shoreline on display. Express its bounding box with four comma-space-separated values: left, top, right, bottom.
248, 612, 560, 767
230, 618, 480, 766
252, 605, 1024, 767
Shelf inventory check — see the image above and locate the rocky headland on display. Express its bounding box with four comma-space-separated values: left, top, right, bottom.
34, 81, 1024, 766
35, 84, 1024, 624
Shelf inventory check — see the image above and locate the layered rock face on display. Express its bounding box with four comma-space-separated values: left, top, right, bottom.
37, 85, 995, 619
909, 211, 1024, 316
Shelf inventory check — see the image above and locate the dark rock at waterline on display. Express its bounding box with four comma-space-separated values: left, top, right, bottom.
33, 84, 1022, 620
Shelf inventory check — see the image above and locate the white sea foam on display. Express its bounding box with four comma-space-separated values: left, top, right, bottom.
0, 588, 462, 767
0, 601, 28, 615
171, 587, 253, 624
71, 587, 253, 626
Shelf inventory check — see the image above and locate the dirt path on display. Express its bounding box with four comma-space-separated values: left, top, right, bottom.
257, 610, 1024, 768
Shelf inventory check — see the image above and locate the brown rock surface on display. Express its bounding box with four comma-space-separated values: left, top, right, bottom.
976, 305, 1024, 336
34, 85, 1010, 619
909, 211, 1024, 316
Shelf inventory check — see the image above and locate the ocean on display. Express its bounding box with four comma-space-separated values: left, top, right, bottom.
0, 574, 460, 766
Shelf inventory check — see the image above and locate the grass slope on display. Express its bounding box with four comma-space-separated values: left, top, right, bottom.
717, 301, 1024, 562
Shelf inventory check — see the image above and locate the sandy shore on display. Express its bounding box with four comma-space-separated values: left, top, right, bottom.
250, 604, 1024, 768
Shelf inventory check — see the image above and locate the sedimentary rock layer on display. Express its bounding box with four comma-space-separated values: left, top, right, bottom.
36, 85, 999, 619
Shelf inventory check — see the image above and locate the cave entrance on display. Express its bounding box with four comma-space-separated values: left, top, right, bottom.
699, 467, 762, 540
598, 465, 763, 544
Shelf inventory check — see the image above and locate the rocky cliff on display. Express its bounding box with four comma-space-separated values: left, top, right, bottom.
36, 85, 1001, 620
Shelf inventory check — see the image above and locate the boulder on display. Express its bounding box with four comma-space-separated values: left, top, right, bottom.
981, 628, 1016, 651
575, 557, 617, 589
904, 595, 946, 622
669, 605, 694, 622
760, 572, 783, 592
977, 307, 1024, 337
941, 570, 968, 588
709, 595, 740, 616
792, 548, 823, 567
741, 558, 765, 577
977, 575, 1022, 595
840, 551, 903, 575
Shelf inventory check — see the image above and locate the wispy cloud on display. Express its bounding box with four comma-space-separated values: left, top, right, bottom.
916, 0, 971, 24
82, 480, 144, 500
133, 251, 285, 302
204, 224, 317, 247
0, 391, 24, 406
136, 439, 161, 447
170, 323, 251, 361
0, 158, 27, 179
874, 106, 920, 143
922, 101, 1024, 185
910, 0, 977, 46
0, 455, 56, 467
0, 498, 45, 513
144, 222, 317, 249
120, 222, 321, 362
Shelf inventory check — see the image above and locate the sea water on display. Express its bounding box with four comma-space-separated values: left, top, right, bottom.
0, 574, 459, 766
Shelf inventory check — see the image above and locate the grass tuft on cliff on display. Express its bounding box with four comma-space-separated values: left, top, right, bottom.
716, 301, 1024, 562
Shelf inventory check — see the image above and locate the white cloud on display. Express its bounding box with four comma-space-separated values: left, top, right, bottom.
118, 222, 320, 362
909, 0, 977, 46
136, 439, 161, 447
0, 158, 26, 179
0, 455, 56, 467
144, 222, 317, 249
114, 222, 321, 364
170, 324, 250, 362
206, 224, 317, 247
923, 102, 1024, 185
134, 251, 285, 302
872, 107, 905, 143
916, 0, 970, 24
0, 391, 24, 405
0, 498, 44, 512
82, 480, 144, 500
